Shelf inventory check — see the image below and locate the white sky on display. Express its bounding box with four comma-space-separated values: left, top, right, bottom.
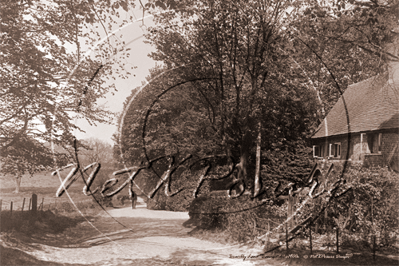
74, 9, 159, 144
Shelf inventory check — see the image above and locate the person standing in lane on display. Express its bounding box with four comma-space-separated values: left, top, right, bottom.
129, 183, 137, 209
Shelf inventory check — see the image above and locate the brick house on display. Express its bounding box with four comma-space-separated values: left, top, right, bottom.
311, 66, 399, 172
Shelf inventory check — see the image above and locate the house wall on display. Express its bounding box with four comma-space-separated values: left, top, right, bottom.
348, 134, 362, 161
381, 131, 399, 171
312, 130, 399, 171
312, 134, 360, 161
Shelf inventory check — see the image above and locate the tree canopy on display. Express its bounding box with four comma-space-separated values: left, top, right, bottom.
115, 0, 398, 200
0, 0, 133, 191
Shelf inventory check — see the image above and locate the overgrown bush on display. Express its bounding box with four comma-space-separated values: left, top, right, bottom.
147, 168, 211, 211
1, 210, 81, 234
187, 164, 399, 246
188, 193, 287, 242
296, 165, 399, 248
50, 200, 98, 214
344, 166, 399, 245
222, 196, 286, 242
188, 194, 228, 229
91, 191, 113, 207
148, 186, 200, 211
58, 202, 76, 212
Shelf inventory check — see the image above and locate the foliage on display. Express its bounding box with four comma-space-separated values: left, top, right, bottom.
115, 1, 397, 216
0, 137, 63, 177
146, 163, 210, 211
294, 164, 399, 248
188, 195, 228, 230
187, 163, 399, 246
91, 190, 114, 208
0, 136, 69, 193
78, 138, 115, 171
261, 140, 314, 195
0, 209, 83, 233
117, 0, 324, 207
286, 0, 399, 113
114, 65, 220, 209
110, 4, 398, 250
138, 0, 396, 194
344, 167, 399, 238
0, 0, 133, 191
145, 0, 323, 167
188, 193, 287, 242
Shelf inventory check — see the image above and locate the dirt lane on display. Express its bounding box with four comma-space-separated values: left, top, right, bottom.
20, 203, 269, 265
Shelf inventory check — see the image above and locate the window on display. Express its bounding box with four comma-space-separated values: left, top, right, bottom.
334, 143, 341, 158
329, 143, 341, 158
313, 145, 321, 158
368, 134, 375, 153
367, 133, 382, 154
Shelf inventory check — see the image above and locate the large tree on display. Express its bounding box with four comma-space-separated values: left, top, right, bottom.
141, 0, 327, 193
115, 2, 320, 201
0, 0, 133, 192
286, 0, 398, 113
116, 0, 398, 202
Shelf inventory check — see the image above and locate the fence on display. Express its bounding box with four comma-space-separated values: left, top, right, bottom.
0, 195, 95, 212
0, 194, 38, 214
0, 194, 97, 231
261, 220, 399, 263
0, 195, 50, 215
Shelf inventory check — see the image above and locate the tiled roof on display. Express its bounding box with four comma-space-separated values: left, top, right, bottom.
312, 74, 399, 139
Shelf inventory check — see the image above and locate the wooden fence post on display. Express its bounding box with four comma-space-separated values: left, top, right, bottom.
30, 194, 37, 223
288, 194, 294, 230
309, 224, 313, 254
267, 221, 270, 249
28, 198, 32, 211
324, 208, 328, 231
40, 198, 44, 210
31, 194, 37, 212
22, 198, 25, 212
10, 201, 13, 217
373, 235, 376, 261
0, 199, 2, 211
286, 223, 289, 253
336, 227, 339, 254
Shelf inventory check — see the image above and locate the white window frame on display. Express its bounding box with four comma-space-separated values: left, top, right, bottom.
367, 133, 382, 154
329, 142, 341, 158
334, 142, 341, 158
313, 145, 320, 158
378, 133, 382, 153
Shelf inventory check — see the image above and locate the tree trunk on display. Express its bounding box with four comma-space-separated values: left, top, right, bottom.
238, 131, 252, 183
230, 131, 251, 197
253, 121, 262, 197
14, 174, 22, 193
288, 194, 297, 230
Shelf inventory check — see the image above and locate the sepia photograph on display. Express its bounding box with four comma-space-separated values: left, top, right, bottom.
1, 0, 398, 265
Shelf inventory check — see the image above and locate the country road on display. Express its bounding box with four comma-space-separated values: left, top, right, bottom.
7, 200, 272, 266
3, 200, 392, 265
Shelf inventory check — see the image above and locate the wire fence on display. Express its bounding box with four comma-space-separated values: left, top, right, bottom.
258, 219, 399, 263
0, 196, 94, 213
1, 195, 397, 263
